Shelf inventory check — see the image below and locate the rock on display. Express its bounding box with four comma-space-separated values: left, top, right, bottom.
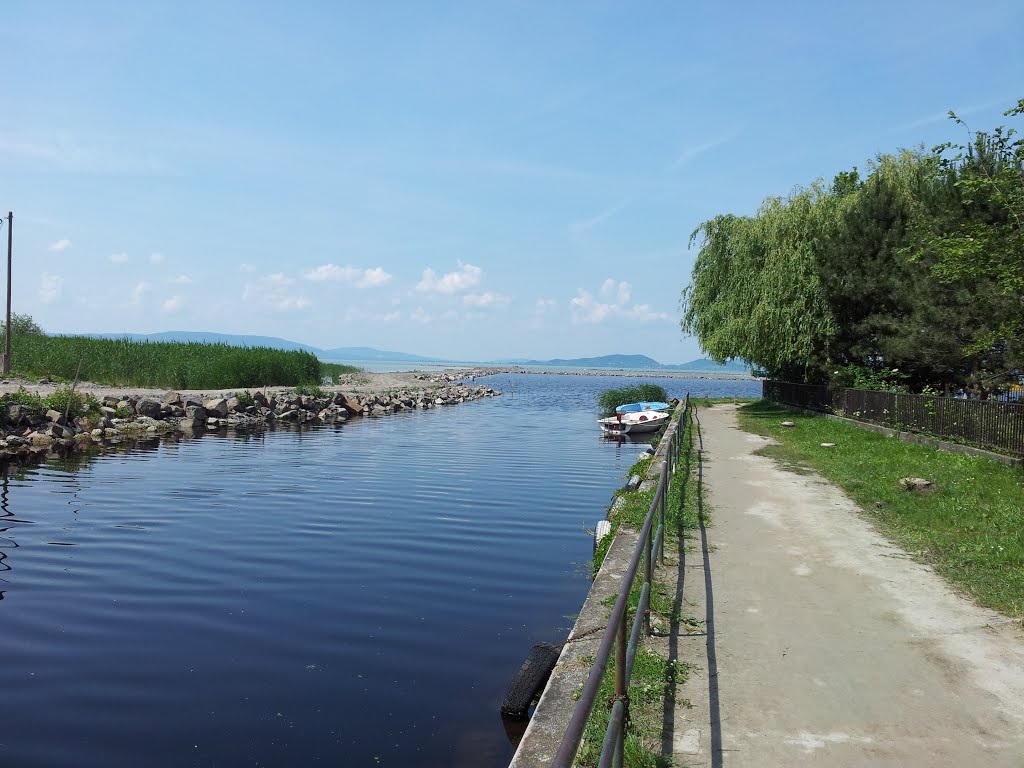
781, 421, 796, 428
5, 404, 28, 426
102, 396, 120, 407
162, 391, 183, 405
91, 428, 105, 438
253, 391, 269, 407
203, 398, 229, 417
46, 409, 67, 425
899, 477, 936, 494
820, 442, 836, 448
336, 394, 362, 416
136, 399, 162, 419
225, 396, 242, 413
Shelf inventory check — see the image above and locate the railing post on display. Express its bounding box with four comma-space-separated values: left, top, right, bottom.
615, 613, 628, 766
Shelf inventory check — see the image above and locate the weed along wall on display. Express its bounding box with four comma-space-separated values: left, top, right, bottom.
507, 400, 687, 767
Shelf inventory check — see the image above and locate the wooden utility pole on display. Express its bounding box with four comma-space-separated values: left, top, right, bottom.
4, 211, 11, 375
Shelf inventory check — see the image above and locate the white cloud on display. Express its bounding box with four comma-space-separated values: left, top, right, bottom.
570, 284, 670, 325
381, 310, 400, 323
170, 274, 192, 284
130, 281, 152, 305
48, 239, 72, 253
416, 262, 482, 294
410, 307, 431, 325
464, 291, 509, 307
39, 273, 64, 303
110, 252, 129, 263
243, 273, 311, 311
599, 279, 632, 304
357, 267, 392, 288
535, 298, 557, 312
149, 252, 165, 264
304, 263, 393, 288
162, 295, 184, 312
305, 264, 360, 282
239, 263, 256, 273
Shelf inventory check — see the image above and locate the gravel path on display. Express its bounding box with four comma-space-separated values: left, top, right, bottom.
673, 404, 1024, 766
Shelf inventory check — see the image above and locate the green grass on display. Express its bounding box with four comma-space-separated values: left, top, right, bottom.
3, 386, 102, 421
7, 334, 360, 389
739, 400, 1024, 617
597, 384, 669, 416
575, 648, 684, 768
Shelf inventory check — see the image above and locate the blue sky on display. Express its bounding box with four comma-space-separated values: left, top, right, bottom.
4, 2, 1023, 363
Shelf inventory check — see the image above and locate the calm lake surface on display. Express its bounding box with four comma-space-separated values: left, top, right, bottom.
0, 374, 759, 767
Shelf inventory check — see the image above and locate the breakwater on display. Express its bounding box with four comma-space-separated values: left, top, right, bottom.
0, 379, 500, 466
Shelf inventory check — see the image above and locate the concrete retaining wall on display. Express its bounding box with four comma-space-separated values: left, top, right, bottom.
507, 402, 686, 767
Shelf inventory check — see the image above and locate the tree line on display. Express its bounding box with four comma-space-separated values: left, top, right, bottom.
682, 100, 1023, 397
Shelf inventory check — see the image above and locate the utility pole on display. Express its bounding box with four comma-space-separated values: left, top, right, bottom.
3, 211, 11, 375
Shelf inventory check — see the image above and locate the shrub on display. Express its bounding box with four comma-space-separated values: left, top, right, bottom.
597, 384, 669, 416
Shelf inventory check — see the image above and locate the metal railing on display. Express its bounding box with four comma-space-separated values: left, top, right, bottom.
551, 394, 689, 768
763, 380, 1024, 456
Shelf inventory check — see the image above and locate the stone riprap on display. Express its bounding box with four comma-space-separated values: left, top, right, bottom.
0, 380, 500, 466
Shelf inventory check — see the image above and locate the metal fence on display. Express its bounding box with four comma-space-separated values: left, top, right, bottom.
763, 380, 1024, 457
551, 395, 689, 768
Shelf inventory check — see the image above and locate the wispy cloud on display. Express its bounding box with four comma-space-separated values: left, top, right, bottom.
48, 238, 72, 253
243, 273, 311, 311
129, 281, 152, 305
897, 98, 1011, 132
39, 273, 64, 303
409, 307, 432, 325
304, 263, 393, 288
0, 132, 167, 174
670, 133, 735, 169
170, 274, 192, 285
149, 252, 165, 264
162, 295, 184, 312
416, 262, 482, 294
570, 199, 631, 237
110, 252, 129, 263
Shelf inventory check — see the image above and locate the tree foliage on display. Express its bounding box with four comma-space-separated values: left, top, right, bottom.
682, 100, 1023, 394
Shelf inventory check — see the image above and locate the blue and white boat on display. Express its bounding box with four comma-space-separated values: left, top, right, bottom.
614, 401, 671, 414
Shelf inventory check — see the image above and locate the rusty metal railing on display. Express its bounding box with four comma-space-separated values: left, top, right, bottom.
551, 394, 689, 768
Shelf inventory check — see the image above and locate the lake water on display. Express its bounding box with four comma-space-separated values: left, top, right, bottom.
0, 374, 760, 767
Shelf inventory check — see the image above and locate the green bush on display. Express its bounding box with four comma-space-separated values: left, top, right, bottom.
597, 384, 669, 416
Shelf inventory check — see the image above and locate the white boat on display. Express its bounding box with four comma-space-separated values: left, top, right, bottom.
598, 409, 670, 435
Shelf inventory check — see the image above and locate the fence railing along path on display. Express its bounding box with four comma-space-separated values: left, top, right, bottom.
764, 380, 1024, 457
550, 394, 689, 768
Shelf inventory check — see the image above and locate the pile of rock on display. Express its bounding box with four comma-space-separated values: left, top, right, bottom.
0, 382, 500, 465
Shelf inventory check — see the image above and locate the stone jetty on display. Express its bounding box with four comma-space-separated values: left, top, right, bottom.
0, 377, 500, 466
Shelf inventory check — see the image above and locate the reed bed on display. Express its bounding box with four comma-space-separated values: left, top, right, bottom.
8, 335, 359, 389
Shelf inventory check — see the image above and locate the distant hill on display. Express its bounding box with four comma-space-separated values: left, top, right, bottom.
77, 331, 445, 363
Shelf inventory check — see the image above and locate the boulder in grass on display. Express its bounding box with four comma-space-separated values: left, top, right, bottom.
899, 477, 936, 494
781, 421, 796, 428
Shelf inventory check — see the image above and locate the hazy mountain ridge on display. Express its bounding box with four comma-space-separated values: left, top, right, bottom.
73, 332, 748, 371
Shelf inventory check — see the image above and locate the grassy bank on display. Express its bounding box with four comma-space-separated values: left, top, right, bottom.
739, 400, 1024, 617
7, 335, 359, 390
577, 408, 700, 767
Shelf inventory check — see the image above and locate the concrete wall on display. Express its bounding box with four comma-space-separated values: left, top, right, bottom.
507, 403, 685, 767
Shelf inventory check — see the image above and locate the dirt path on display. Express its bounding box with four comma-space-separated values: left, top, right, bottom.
672, 404, 1024, 766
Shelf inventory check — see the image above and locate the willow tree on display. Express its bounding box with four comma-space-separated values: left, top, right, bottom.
682, 184, 837, 381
